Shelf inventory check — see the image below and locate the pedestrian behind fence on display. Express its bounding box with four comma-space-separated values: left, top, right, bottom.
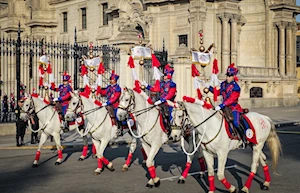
15, 97, 28, 147
30, 112, 39, 144
2, 94, 9, 122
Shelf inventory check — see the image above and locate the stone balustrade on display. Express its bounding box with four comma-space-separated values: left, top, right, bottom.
238, 66, 280, 78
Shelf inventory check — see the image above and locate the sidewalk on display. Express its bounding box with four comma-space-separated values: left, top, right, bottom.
1, 103, 300, 150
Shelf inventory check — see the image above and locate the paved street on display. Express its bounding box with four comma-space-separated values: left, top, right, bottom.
0, 125, 299, 193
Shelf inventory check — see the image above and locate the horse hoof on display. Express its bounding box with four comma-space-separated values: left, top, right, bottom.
177, 179, 185, 184
239, 190, 247, 193
122, 167, 128, 172
32, 164, 38, 168
261, 185, 269, 190
54, 161, 61, 165
78, 157, 84, 161
154, 179, 160, 187
146, 183, 153, 188
94, 172, 101, 175
108, 167, 115, 172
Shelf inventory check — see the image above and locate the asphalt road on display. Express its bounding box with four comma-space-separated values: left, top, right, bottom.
0, 126, 299, 193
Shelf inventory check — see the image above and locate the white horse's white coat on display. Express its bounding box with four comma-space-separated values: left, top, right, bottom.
117, 88, 168, 187
65, 92, 142, 174
20, 95, 85, 166
171, 101, 282, 193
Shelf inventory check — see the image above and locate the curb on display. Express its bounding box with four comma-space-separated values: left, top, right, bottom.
275, 121, 300, 128
0, 140, 132, 150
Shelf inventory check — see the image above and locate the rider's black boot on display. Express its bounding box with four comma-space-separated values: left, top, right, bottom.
236, 125, 247, 148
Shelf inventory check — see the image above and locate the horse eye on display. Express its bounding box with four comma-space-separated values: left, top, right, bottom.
125, 99, 129, 102
26, 104, 29, 107
73, 102, 76, 105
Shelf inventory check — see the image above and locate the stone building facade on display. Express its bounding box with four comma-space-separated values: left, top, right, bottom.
0, 0, 300, 107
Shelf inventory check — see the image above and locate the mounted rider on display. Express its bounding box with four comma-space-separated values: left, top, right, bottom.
143, 64, 177, 134
50, 71, 73, 132
98, 70, 122, 138
208, 63, 246, 145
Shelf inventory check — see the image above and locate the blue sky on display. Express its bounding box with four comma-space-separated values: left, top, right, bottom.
297, 0, 300, 22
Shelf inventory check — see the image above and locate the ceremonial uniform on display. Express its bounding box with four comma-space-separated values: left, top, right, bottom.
146, 64, 177, 132
50, 71, 73, 131
15, 98, 27, 146
209, 63, 246, 144
99, 72, 122, 137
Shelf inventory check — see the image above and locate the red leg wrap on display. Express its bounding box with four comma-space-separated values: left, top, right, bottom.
82, 146, 88, 157
182, 162, 191, 178
148, 166, 156, 179
198, 157, 206, 172
97, 158, 103, 169
208, 176, 216, 191
57, 150, 63, 159
101, 157, 109, 165
141, 148, 147, 160
125, 153, 133, 166
263, 166, 271, 182
245, 172, 255, 189
92, 144, 96, 155
35, 151, 41, 161
221, 178, 232, 189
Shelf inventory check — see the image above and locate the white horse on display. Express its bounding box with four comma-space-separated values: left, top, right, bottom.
170, 101, 282, 193
65, 91, 146, 174
19, 94, 90, 167
117, 88, 171, 188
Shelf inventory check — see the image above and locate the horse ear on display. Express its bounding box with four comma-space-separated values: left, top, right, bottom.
70, 91, 75, 98
166, 100, 176, 108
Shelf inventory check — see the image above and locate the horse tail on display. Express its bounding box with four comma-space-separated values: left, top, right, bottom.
266, 117, 282, 174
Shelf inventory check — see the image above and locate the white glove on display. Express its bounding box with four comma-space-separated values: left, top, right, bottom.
215, 105, 221, 111
154, 100, 162, 105
102, 102, 108, 107
53, 98, 59, 102
141, 80, 149, 88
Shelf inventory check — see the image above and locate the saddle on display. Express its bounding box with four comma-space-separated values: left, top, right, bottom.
157, 104, 171, 135
222, 106, 249, 138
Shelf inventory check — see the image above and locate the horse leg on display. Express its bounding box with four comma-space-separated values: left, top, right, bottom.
145, 145, 160, 188
259, 151, 271, 190
78, 135, 88, 161
241, 142, 265, 193
52, 132, 63, 165
92, 139, 103, 175
138, 140, 147, 163
198, 148, 206, 174
216, 152, 237, 193
122, 137, 137, 172
32, 132, 48, 167
178, 136, 196, 184
97, 139, 115, 172
203, 150, 216, 193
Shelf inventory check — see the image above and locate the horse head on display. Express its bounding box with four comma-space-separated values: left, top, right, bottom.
117, 87, 135, 121
170, 101, 189, 142
65, 91, 82, 121
19, 93, 33, 121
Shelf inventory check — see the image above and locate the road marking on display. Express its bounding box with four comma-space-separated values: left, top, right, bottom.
161, 165, 237, 181
0, 145, 66, 150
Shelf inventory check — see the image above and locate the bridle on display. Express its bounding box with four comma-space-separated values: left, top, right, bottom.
66, 94, 84, 117
118, 88, 135, 113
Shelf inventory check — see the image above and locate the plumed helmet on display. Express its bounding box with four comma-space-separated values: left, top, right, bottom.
62, 71, 71, 81
226, 63, 238, 76
164, 64, 174, 78
109, 70, 119, 82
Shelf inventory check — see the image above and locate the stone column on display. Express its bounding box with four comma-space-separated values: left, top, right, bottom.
277, 22, 286, 77
219, 13, 230, 74
292, 24, 298, 77
273, 23, 278, 70
189, 15, 198, 50
231, 14, 239, 65
286, 22, 292, 77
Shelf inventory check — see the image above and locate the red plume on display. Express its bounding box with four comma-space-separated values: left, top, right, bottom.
197, 88, 202, 99
229, 63, 235, 68
152, 54, 161, 67
191, 64, 200, 77
128, 56, 135, 68
98, 62, 105, 74
212, 59, 219, 74
111, 70, 115, 75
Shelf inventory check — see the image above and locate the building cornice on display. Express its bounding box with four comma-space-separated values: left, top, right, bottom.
25, 20, 58, 28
